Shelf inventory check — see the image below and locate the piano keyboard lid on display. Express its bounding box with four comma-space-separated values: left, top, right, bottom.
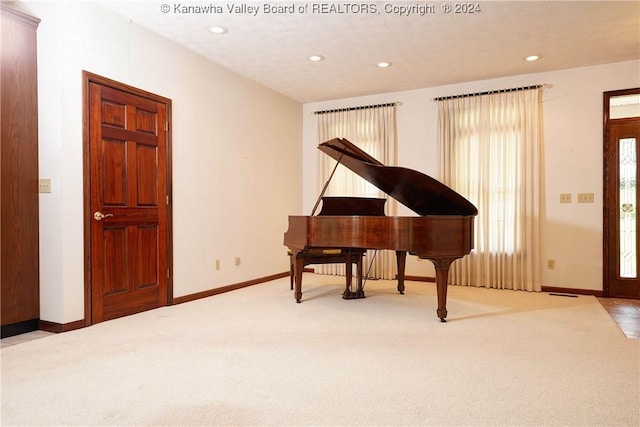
318, 138, 478, 216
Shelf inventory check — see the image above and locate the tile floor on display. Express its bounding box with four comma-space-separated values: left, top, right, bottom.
2, 298, 639, 347
1, 329, 54, 348
597, 297, 640, 339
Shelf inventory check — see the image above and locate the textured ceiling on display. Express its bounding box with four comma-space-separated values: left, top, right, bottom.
101, 1, 640, 103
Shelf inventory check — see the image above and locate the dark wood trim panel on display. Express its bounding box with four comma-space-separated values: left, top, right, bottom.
173, 272, 289, 305
39, 320, 85, 333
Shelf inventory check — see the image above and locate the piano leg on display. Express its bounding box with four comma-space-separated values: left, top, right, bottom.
396, 251, 407, 294
355, 251, 364, 297
292, 252, 304, 303
430, 258, 454, 322
342, 254, 354, 298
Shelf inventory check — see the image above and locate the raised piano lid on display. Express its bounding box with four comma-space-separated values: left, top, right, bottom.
318, 138, 478, 216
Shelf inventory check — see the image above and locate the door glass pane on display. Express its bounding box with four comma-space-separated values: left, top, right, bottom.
620, 137, 637, 278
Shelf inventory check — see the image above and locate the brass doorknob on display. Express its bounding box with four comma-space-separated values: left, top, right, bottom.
93, 211, 114, 221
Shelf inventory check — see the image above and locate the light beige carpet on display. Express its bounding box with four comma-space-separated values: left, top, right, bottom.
1, 274, 639, 426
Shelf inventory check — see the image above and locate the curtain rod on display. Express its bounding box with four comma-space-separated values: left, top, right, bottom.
432, 84, 549, 102
314, 102, 400, 115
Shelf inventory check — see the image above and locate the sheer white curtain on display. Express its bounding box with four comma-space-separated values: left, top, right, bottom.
438, 89, 542, 291
316, 105, 397, 279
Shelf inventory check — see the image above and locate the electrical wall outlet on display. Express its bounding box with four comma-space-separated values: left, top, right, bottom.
577, 193, 595, 203
235, 257, 241, 266
39, 178, 51, 193
547, 259, 555, 269
559, 193, 571, 203
215, 260, 220, 270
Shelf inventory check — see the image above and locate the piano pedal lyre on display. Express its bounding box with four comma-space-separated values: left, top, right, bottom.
342, 289, 365, 300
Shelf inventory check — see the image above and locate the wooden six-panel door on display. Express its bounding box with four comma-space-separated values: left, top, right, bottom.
84, 72, 172, 324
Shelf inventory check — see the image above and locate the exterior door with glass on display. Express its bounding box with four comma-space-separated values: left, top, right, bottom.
604, 88, 640, 298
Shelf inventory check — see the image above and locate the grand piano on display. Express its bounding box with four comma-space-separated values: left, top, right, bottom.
283, 138, 478, 322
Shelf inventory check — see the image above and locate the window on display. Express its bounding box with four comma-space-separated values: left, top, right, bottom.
438, 89, 542, 291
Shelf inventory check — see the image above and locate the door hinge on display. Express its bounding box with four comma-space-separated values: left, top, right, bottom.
167, 268, 170, 279
165, 122, 169, 132
166, 195, 170, 205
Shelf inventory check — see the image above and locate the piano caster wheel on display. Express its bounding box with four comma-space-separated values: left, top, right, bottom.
439, 318, 447, 323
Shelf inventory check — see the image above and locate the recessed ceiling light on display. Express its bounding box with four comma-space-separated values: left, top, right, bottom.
377, 61, 392, 68
308, 55, 325, 62
207, 25, 228, 34
525, 55, 540, 62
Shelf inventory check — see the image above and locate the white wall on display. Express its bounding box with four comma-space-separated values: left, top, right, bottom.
303, 60, 640, 292
27, 1, 302, 324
